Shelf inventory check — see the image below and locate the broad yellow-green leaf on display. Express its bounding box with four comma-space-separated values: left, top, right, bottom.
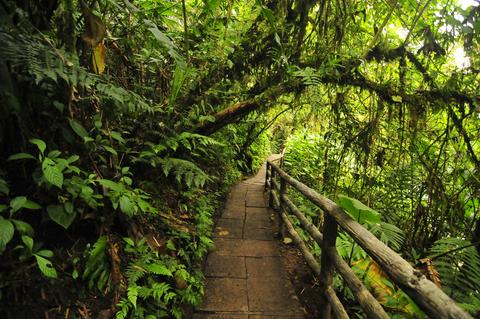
92, 42, 106, 74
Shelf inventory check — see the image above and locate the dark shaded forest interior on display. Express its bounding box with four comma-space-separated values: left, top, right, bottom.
0, 0, 479, 318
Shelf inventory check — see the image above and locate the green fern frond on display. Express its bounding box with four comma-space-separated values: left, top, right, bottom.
126, 263, 148, 284
150, 282, 171, 301
0, 31, 156, 115
116, 298, 131, 319
160, 157, 211, 188
137, 286, 152, 299
369, 222, 405, 251
127, 283, 138, 308
146, 263, 173, 277
428, 237, 480, 300
82, 236, 110, 291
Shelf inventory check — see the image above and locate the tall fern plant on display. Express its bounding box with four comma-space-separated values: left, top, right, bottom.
428, 237, 480, 313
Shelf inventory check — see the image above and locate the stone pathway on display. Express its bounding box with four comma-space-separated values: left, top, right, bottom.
194, 159, 305, 319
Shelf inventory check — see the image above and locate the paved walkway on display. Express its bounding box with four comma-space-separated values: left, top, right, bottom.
194, 159, 305, 319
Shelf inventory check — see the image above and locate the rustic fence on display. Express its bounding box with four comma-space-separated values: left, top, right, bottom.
265, 159, 472, 319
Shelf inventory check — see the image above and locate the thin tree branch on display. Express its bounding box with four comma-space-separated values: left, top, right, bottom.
181, 0, 189, 62
364, 0, 398, 56
403, 0, 432, 46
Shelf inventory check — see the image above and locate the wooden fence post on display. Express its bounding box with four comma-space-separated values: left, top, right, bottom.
265, 162, 270, 191
320, 214, 339, 319
279, 177, 287, 237
268, 168, 275, 208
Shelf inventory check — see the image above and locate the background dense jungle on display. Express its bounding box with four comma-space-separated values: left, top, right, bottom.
0, 0, 479, 318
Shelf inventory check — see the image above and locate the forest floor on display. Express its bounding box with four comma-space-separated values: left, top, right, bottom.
193, 157, 325, 318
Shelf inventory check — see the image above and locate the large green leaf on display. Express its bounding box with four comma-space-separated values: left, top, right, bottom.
10, 196, 27, 213
42, 162, 64, 188
68, 119, 89, 139
36, 249, 54, 258
0, 217, 14, 250
119, 195, 134, 216
29, 138, 46, 154
12, 219, 34, 236
21, 235, 33, 252
98, 179, 124, 192
337, 195, 381, 224
144, 19, 184, 63
10, 196, 41, 213
110, 131, 125, 144
34, 254, 57, 278
7, 153, 36, 161
0, 178, 9, 195
169, 62, 187, 105
47, 204, 76, 229
24, 200, 42, 210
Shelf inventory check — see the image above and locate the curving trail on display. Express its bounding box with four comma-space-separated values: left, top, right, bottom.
194, 156, 305, 319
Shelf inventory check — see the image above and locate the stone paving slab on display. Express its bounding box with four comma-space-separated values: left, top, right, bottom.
243, 227, 274, 241
245, 206, 269, 215
247, 184, 265, 191
247, 277, 303, 313
214, 218, 243, 239
195, 313, 304, 318
245, 193, 267, 207
214, 238, 280, 257
245, 211, 271, 223
222, 205, 245, 219
246, 257, 284, 277
227, 195, 246, 204
249, 315, 305, 318
205, 254, 246, 278
227, 199, 246, 206
225, 200, 246, 208
197, 278, 248, 312
193, 314, 248, 319
245, 217, 272, 229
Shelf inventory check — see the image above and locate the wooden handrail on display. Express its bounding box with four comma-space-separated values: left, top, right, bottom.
265, 160, 472, 319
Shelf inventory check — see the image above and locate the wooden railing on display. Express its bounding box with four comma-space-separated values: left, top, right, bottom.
265, 160, 472, 319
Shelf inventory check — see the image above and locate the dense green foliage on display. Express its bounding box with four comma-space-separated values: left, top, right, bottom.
0, 0, 479, 317
0, 0, 262, 317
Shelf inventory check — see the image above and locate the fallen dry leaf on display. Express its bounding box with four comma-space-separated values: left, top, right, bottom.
218, 230, 230, 236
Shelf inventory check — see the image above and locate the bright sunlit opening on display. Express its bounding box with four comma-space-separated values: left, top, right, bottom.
458, 0, 478, 9
395, 27, 409, 40
453, 46, 470, 68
